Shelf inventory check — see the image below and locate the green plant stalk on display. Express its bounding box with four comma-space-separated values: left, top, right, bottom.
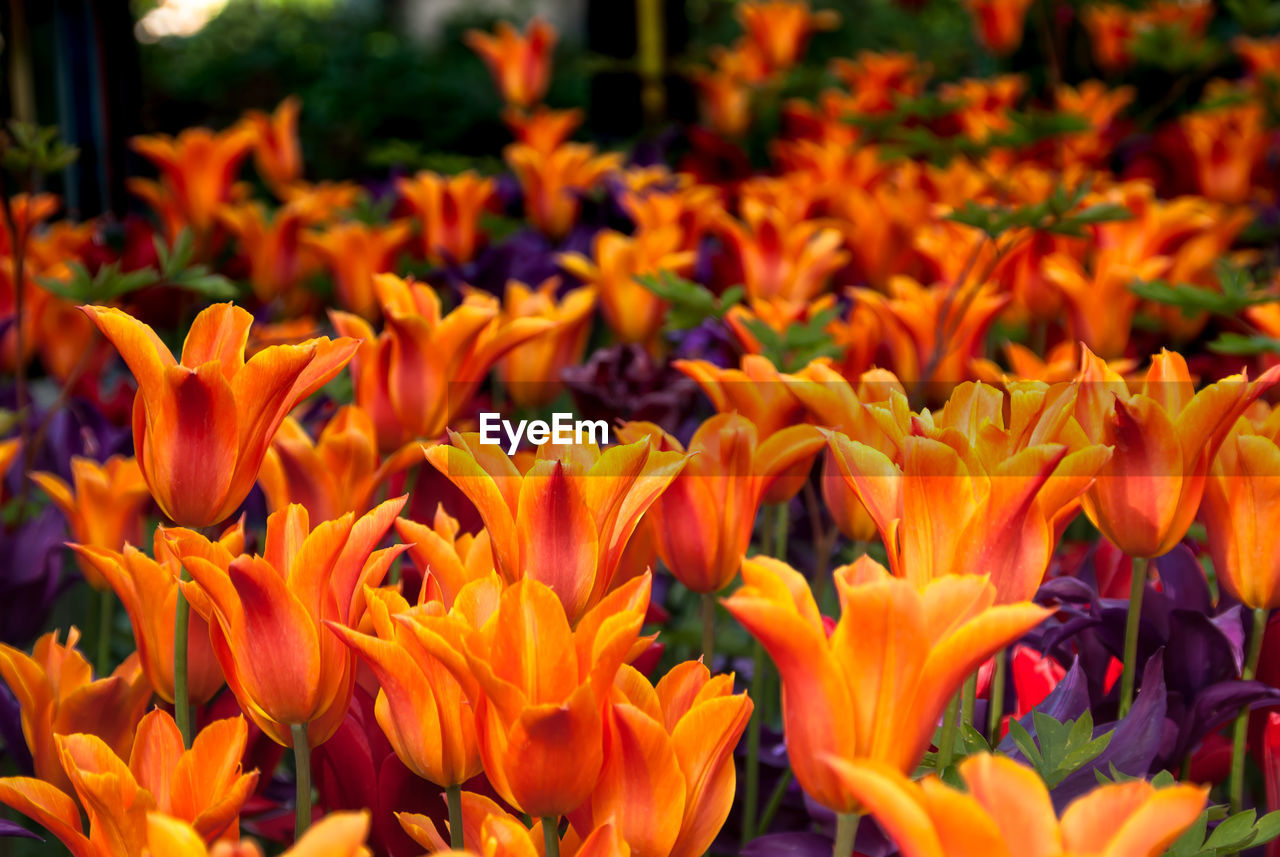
701, 592, 716, 665
447, 783, 464, 850
542, 817, 560, 857
757, 769, 793, 836
987, 647, 1007, 741
174, 568, 192, 747
1118, 556, 1148, 718
293, 722, 312, 839
773, 502, 789, 562
937, 693, 961, 774
961, 671, 977, 734
1229, 607, 1269, 813
742, 641, 764, 843
95, 587, 114, 677
833, 813, 860, 857
636, 0, 666, 122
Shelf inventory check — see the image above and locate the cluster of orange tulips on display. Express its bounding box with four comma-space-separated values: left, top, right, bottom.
3, 1, 1280, 856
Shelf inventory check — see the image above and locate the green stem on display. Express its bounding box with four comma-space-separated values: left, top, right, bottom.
833, 813, 860, 857
960, 671, 977, 734
987, 647, 1007, 741
701, 592, 716, 665
757, 769, 793, 836
541, 817, 560, 857
293, 722, 312, 839
937, 693, 960, 774
174, 568, 192, 747
1229, 607, 1269, 813
447, 783, 464, 850
95, 587, 114, 677
1118, 556, 1148, 718
742, 641, 764, 843
773, 503, 789, 562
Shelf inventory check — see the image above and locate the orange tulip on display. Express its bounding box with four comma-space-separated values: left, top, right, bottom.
721, 555, 1050, 813
80, 302, 358, 528
736, 1, 840, 74
30, 455, 151, 589
492, 277, 597, 408
328, 587, 483, 788
850, 276, 1009, 399
674, 354, 827, 503
405, 574, 652, 818
505, 141, 623, 239
1181, 103, 1267, 205
1075, 346, 1280, 558
1237, 35, 1280, 81
330, 274, 555, 452
965, 0, 1034, 54
617, 414, 825, 594
824, 379, 1111, 602
243, 96, 304, 197
145, 810, 372, 857
400, 792, 629, 857
424, 431, 687, 621
397, 170, 496, 266
827, 753, 1206, 857
395, 505, 496, 609
790, 362, 905, 542
569, 661, 752, 857
1082, 4, 1138, 70
465, 18, 557, 109
303, 220, 412, 320
257, 405, 421, 523
558, 226, 695, 346
719, 209, 848, 303
1201, 407, 1280, 609
130, 126, 257, 236
217, 200, 317, 307
70, 520, 243, 705
0, 711, 259, 857
0, 629, 151, 794
172, 497, 407, 747
504, 106, 584, 154
829, 52, 927, 115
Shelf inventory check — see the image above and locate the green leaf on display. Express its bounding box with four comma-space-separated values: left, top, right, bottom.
1203, 809, 1257, 851
1253, 811, 1280, 847
635, 271, 743, 332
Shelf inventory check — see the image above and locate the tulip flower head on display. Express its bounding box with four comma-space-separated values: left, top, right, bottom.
303, 220, 412, 320
130, 126, 257, 238
493, 277, 597, 408
396, 170, 496, 266
331, 274, 556, 452
243, 96, 304, 197
721, 555, 1051, 813
825, 379, 1112, 602
1200, 405, 1280, 609
736, 1, 840, 74
1075, 346, 1280, 558
0, 629, 152, 795
569, 661, 753, 857
30, 455, 152, 589
329, 587, 483, 789
145, 810, 372, 857
0, 711, 259, 856
257, 405, 422, 523
618, 414, 825, 594
80, 302, 358, 528
395, 505, 496, 609
172, 497, 408, 747
826, 753, 1207, 857
405, 573, 653, 818
424, 431, 687, 621
465, 18, 557, 109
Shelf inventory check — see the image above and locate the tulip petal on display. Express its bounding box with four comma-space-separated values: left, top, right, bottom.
957, 754, 1061, 857
0, 777, 92, 857
819, 758, 945, 857
179, 304, 254, 380
517, 460, 598, 621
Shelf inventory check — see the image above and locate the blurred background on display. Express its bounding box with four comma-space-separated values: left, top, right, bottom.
1, 0, 994, 218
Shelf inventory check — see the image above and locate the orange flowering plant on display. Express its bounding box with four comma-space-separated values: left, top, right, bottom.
12, 7, 1280, 857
